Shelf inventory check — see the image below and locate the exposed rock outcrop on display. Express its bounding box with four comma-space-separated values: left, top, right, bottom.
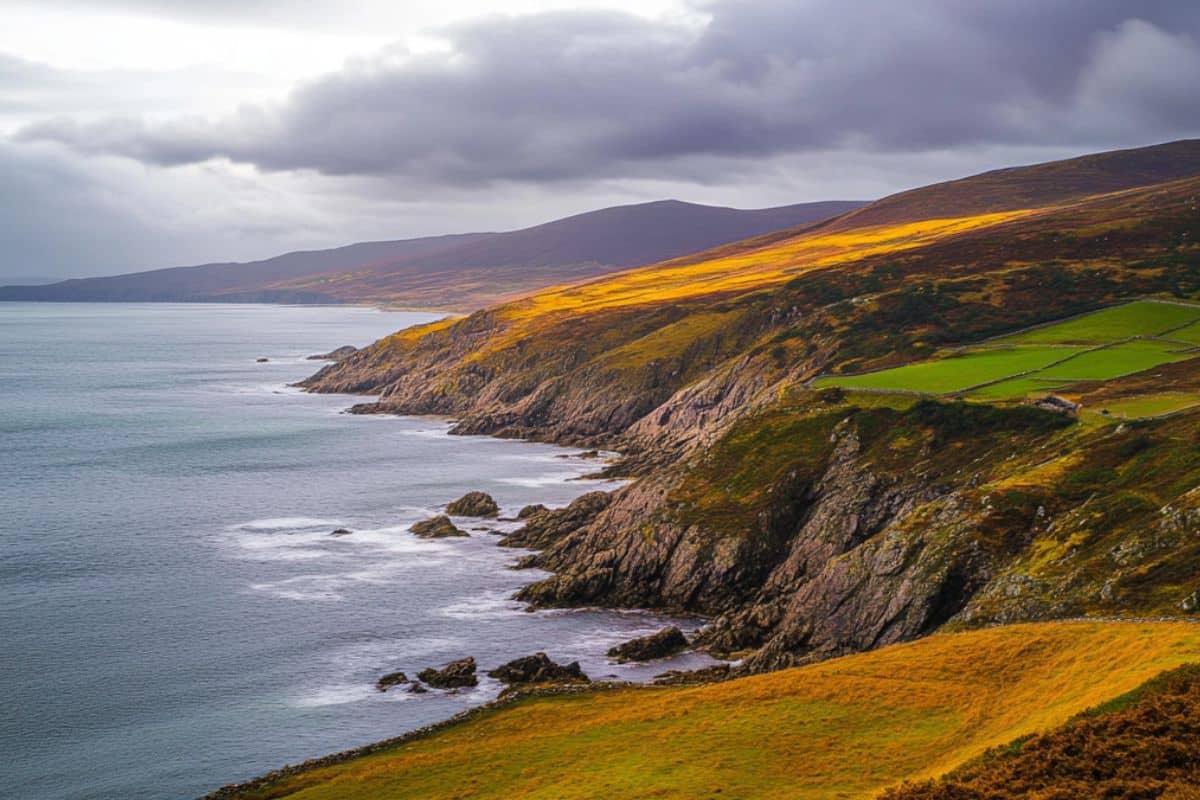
607, 627, 689, 662
446, 491, 500, 517
306, 345, 358, 361
517, 504, 548, 519
653, 664, 732, 685
410, 515, 467, 538
501, 492, 612, 550
375, 671, 409, 692
487, 653, 589, 686
417, 657, 478, 689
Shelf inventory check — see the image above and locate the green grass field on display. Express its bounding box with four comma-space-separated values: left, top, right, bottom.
1163, 320, 1200, 344
1033, 340, 1194, 381
997, 300, 1200, 344
814, 300, 1200, 408
1090, 392, 1200, 419
813, 347, 1081, 394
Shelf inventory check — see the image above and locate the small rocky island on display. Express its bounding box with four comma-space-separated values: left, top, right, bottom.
410, 515, 467, 538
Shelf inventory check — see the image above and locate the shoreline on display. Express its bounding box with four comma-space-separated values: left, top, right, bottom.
192, 378, 710, 798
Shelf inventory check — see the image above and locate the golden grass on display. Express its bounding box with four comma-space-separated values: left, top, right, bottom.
234, 622, 1200, 800
503, 211, 1032, 322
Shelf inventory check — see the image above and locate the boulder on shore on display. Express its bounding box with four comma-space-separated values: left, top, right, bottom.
607, 626, 689, 663
487, 653, 590, 686
417, 657, 478, 689
306, 345, 358, 361
446, 491, 500, 517
410, 515, 467, 538
375, 670, 410, 692
653, 664, 731, 686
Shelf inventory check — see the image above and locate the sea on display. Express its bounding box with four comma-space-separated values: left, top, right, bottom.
0, 303, 713, 799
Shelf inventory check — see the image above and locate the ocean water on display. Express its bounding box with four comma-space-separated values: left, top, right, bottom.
0, 303, 713, 800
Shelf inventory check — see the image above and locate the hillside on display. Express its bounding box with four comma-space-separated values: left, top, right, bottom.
883, 663, 1200, 799
302, 139, 1200, 671
0, 200, 863, 309
206, 622, 1200, 800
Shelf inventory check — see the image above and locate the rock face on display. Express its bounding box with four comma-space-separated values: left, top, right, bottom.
607, 627, 690, 662
514, 403, 1093, 672
517, 504, 548, 519
306, 345, 359, 361
375, 671, 409, 692
501, 492, 612, 550
417, 657, 478, 689
487, 653, 590, 686
410, 515, 467, 538
446, 491, 500, 517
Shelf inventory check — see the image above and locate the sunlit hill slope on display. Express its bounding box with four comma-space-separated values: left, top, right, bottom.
302, 139, 1200, 675
210, 622, 1200, 800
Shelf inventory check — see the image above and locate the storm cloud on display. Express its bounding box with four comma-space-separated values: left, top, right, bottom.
16, 1, 1200, 185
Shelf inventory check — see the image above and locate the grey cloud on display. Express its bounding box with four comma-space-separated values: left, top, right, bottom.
13, 1, 1200, 185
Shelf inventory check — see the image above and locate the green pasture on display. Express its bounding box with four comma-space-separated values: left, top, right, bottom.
815, 300, 1200, 405
997, 300, 1200, 344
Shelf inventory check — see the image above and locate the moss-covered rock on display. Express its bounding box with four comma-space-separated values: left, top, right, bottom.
410, 515, 467, 538
608, 627, 689, 662
446, 491, 500, 517
417, 657, 477, 689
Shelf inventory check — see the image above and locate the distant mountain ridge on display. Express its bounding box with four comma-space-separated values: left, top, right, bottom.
0, 199, 865, 309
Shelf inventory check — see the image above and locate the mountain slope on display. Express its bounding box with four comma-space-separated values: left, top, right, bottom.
0, 199, 863, 309
207, 622, 1200, 800
301, 140, 1200, 671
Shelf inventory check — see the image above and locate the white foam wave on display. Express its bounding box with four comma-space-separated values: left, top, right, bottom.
291, 684, 376, 708
496, 471, 587, 488
438, 590, 525, 620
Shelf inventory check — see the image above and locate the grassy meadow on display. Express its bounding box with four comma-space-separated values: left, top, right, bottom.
226, 622, 1200, 800
814, 300, 1200, 411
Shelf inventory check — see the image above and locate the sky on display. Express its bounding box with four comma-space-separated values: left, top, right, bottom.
3, 1, 1200, 282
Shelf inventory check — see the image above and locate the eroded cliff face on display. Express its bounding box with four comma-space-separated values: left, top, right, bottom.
296, 176, 1200, 672
511, 402, 1200, 671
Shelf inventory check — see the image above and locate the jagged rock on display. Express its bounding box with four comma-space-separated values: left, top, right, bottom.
306, 345, 358, 361
1181, 591, 1199, 613
1100, 580, 1117, 602
608, 627, 689, 662
653, 664, 731, 685
410, 515, 467, 538
375, 671, 409, 692
487, 653, 590, 686
1032, 394, 1080, 415
501, 492, 611, 550
446, 491, 499, 517
517, 504, 548, 519
330, 528, 352, 536
417, 657, 478, 689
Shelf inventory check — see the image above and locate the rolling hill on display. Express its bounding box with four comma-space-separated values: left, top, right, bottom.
206, 622, 1200, 800
302, 139, 1200, 673
0, 199, 864, 309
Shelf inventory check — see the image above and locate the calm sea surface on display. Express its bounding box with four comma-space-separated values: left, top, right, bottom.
0, 303, 710, 799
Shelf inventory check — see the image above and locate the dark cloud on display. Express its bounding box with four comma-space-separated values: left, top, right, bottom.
14, 0, 1200, 185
